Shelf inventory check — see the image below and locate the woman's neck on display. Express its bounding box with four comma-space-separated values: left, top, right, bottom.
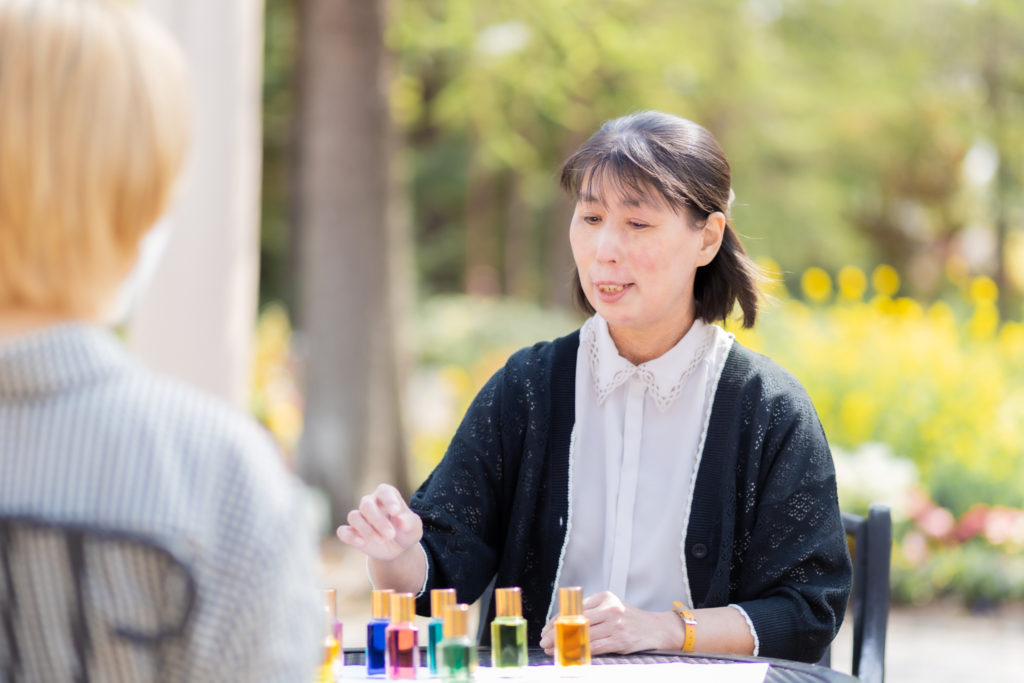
607, 315, 698, 365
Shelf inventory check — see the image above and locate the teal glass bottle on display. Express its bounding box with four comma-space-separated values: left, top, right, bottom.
428, 588, 456, 674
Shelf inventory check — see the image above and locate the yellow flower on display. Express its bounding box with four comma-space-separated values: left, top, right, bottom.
891, 297, 923, 320
871, 264, 900, 297
837, 266, 867, 302
838, 390, 877, 444
968, 276, 999, 306
967, 301, 1000, 341
801, 267, 833, 304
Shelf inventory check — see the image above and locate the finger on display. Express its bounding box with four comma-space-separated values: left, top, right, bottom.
589, 633, 625, 656
347, 507, 392, 543
538, 621, 554, 649
357, 494, 397, 539
374, 483, 408, 516
391, 513, 424, 548
392, 508, 422, 533
335, 524, 365, 547
585, 618, 620, 644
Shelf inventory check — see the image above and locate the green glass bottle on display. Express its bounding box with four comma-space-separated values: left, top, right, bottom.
439, 603, 477, 682
490, 587, 528, 671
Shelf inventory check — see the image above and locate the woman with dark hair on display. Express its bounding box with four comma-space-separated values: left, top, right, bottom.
339, 111, 851, 663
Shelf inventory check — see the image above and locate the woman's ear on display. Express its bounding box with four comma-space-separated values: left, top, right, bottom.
696, 211, 726, 267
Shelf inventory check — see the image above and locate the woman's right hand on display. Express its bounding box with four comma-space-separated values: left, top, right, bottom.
336, 483, 424, 561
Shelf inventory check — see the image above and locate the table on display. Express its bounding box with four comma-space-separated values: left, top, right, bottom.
340, 647, 858, 683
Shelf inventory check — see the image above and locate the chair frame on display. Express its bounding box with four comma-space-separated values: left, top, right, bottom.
820, 504, 892, 683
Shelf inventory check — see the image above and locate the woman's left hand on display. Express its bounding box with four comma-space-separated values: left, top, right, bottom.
539, 591, 683, 655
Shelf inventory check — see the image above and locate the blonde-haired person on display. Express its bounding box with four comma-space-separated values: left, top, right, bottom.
0, 1, 321, 680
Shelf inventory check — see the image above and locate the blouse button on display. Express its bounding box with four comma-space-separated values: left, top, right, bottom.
691, 543, 708, 559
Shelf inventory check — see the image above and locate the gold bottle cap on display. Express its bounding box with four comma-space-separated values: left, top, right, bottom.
495, 587, 523, 618
443, 603, 470, 639
559, 586, 583, 617
431, 588, 457, 618
391, 592, 416, 623
371, 589, 394, 619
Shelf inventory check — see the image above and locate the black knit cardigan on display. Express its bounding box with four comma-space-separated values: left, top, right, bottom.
410, 329, 852, 663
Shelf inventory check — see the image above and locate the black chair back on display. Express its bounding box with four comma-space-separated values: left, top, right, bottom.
0, 515, 197, 683
819, 503, 892, 683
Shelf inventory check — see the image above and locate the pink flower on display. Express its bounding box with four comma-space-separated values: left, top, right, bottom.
983, 506, 1024, 546
954, 504, 990, 543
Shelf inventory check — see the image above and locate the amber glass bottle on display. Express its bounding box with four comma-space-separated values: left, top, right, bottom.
554, 586, 591, 668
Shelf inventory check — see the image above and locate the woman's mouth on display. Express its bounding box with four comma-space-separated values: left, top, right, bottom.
597, 283, 626, 293
594, 281, 632, 302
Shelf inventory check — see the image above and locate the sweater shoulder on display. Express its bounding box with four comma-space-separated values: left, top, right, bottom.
720, 341, 814, 406
502, 329, 581, 382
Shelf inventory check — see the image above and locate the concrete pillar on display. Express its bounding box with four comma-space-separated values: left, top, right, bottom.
128, 0, 264, 407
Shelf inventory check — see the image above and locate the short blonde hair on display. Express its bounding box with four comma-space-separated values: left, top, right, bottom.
0, 0, 190, 318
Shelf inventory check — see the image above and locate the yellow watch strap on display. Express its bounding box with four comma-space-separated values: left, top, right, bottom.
672, 601, 697, 652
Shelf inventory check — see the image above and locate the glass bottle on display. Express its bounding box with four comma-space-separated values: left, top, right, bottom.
438, 603, 477, 682
428, 588, 457, 674
385, 592, 420, 679
490, 587, 528, 671
554, 586, 590, 668
366, 588, 393, 676
319, 589, 341, 683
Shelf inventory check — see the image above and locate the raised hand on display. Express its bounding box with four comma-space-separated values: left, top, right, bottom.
336, 483, 423, 562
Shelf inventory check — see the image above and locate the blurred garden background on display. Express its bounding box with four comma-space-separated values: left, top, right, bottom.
244, 0, 1024, 664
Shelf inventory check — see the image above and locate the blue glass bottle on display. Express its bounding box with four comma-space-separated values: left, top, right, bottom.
428, 588, 456, 674
366, 589, 393, 676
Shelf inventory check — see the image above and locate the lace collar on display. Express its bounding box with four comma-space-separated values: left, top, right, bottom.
581, 314, 714, 413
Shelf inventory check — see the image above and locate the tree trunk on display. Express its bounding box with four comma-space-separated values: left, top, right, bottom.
464, 156, 500, 296
294, 0, 409, 527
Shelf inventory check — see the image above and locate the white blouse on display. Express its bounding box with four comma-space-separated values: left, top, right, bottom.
556, 313, 736, 617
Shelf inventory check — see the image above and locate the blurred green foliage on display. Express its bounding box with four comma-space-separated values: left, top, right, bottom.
382, 0, 1024, 305
263, 0, 1024, 310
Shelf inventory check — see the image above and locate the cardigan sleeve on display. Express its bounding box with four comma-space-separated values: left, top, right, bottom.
728, 370, 852, 663
408, 365, 515, 614
690, 345, 852, 664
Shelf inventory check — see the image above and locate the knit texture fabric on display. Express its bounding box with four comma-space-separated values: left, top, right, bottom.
410, 329, 851, 663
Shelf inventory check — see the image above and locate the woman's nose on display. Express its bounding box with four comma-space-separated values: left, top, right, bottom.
594, 225, 622, 263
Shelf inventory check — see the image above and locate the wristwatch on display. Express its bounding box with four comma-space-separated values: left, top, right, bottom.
672, 601, 698, 652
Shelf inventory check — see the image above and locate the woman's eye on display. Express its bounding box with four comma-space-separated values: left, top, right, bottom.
629, 221, 650, 229
582, 215, 601, 225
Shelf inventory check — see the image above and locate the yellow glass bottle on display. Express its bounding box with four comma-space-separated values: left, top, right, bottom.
318, 589, 340, 683
490, 587, 528, 670
554, 586, 590, 668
